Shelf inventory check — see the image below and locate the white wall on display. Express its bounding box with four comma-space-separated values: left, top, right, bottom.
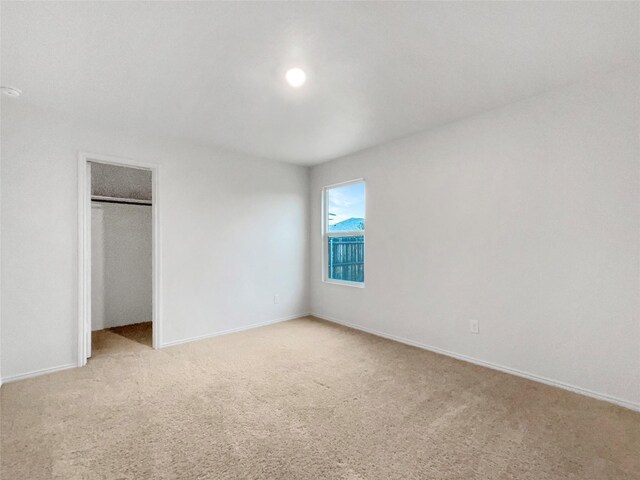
2, 67, 638, 411
91, 203, 152, 331
0, 102, 309, 381
310, 67, 640, 409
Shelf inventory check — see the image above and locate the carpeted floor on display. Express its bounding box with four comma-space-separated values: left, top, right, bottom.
91, 321, 153, 358
1, 317, 639, 480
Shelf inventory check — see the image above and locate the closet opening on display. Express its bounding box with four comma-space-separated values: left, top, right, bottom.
77, 153, 160, 366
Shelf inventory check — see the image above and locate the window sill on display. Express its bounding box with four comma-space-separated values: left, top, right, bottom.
323, 279, 365, 288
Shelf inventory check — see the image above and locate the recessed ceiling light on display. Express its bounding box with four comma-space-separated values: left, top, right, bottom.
285, 68, 306, 88
1, 86, 22, 97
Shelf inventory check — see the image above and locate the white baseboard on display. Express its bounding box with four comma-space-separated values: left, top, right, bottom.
1, 363, 77, 385
311, 312, 640, 413
0, 314, 310, 385
160, 313, 310, 348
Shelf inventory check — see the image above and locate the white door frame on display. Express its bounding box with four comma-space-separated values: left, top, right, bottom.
77, 151, 161, 366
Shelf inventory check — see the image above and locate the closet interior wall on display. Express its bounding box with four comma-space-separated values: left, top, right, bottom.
90, 162, 153, 331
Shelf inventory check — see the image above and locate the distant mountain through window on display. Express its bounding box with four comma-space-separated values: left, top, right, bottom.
328, 217, 365, 232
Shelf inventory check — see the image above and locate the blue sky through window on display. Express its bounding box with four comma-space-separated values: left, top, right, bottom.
326, 181, 365, 230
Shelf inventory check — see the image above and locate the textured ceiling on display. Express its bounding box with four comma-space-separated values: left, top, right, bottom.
91, 162, 152, 201
2, 2, 639, 165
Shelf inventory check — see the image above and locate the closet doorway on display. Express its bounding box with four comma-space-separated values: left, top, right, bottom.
77, 153, 160, 366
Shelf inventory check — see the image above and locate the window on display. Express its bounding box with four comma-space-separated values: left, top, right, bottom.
323, 180, 365, 285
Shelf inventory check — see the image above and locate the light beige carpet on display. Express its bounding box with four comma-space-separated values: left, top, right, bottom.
1, 317, 639, 480
91, 321, 153, 358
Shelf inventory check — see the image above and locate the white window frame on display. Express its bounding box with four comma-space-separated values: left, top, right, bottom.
322, 179, 366, 288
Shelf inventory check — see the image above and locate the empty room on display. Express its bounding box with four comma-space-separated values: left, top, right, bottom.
1, 1, 639, 479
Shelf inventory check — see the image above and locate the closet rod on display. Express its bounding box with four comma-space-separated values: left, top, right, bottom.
91, 195, 152, 206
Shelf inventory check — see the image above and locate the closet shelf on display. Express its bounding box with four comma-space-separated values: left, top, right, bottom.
91, 195, 152, 206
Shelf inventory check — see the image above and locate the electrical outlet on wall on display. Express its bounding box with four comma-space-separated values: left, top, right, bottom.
470, 319, 479, 334
274, 295, 280, 304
